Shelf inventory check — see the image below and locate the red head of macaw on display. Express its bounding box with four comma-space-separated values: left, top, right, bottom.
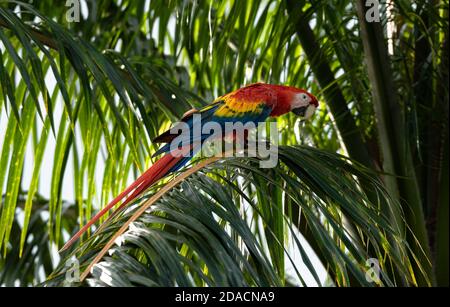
216, 82, 319, 118
60, 83, 318, 251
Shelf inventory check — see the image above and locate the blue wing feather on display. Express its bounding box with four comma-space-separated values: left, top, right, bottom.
153, 103, 272, 157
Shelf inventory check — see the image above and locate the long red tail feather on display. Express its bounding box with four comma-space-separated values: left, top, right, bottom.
59, 153, 183, 252
104, 154, 183, 220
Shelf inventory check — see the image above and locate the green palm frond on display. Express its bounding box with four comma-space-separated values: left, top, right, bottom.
44, 146, 417, 287
0, 0, 201, 255
0, 0, 447, 287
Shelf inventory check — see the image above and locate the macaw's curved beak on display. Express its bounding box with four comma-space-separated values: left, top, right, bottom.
292, 104, 317, 119
292, 106, 308, 117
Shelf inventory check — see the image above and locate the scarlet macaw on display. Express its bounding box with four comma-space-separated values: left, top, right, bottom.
60, 83, 318, 251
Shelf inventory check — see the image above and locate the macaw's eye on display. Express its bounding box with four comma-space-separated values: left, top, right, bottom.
301, 94, 308, 101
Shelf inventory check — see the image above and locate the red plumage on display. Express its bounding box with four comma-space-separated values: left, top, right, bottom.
219, 83, 317, 117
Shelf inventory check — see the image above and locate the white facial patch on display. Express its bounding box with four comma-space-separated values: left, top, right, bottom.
291, 92, 312, 110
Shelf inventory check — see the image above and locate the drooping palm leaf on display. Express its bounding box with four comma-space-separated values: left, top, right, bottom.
44, 146, 418, 287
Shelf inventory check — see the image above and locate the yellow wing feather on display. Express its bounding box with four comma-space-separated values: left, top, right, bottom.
214, 95, 266, 117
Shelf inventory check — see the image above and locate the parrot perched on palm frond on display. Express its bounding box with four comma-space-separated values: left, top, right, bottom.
60, 83, 318, 251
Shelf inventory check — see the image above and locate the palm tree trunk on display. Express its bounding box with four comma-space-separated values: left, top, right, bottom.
435, 128, 448, 286
355, 0, 433, 286
285, 0, 411, 285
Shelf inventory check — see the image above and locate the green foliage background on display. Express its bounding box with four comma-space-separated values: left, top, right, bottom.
0, 0, 448, 287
